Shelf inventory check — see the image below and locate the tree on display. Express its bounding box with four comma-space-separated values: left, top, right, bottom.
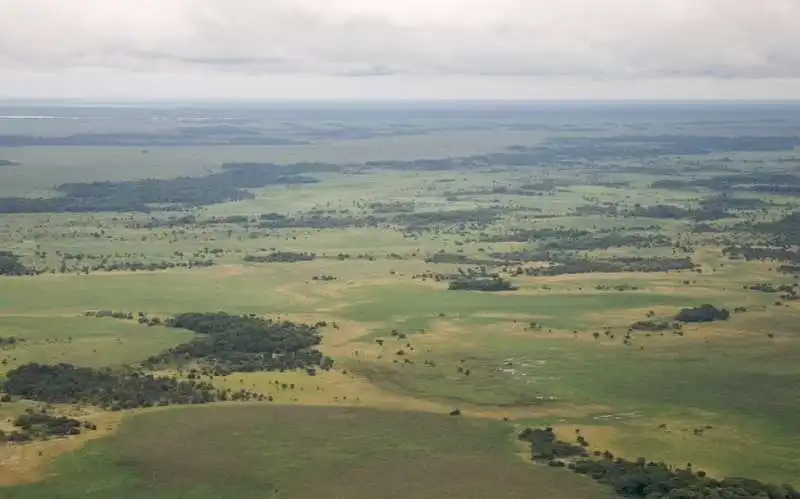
0, 253, 32, 276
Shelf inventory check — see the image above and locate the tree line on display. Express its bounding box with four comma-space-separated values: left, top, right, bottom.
518, 427, 799, 499
0, 163, 324, 214
243, 251, 316, 263
518, 256, 696, 277
3, 363, 222, 410
448, 277, 518, 292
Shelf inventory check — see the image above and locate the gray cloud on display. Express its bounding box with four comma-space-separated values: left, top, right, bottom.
1, 0, 799, 79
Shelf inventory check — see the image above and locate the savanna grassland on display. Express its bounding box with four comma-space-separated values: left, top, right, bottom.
1, 102, 799, 498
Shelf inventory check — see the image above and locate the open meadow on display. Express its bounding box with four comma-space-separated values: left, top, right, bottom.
1, 102, 799, 498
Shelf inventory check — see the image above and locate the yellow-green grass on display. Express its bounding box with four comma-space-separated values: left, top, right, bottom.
337, 281, 702, 330
0, 316, 194, 372
0, 403, 124, 487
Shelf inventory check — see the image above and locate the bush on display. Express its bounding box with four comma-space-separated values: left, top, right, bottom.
674, 305, 730, 323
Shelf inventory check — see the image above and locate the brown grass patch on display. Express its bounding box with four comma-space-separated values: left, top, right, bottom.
0, 410, 124, 487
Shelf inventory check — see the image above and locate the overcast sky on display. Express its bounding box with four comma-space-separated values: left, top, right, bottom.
1, 0, 799, 100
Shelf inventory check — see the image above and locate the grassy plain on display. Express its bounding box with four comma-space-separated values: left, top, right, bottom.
0, 405, 613, 499
1, 104, 800, 496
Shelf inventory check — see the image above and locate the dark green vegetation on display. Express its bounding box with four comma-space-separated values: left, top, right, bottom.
674, 305, 731, 323
0, 163, 324, 213
149, 312, 333, 375
4, 363, 222, 410
0, 336, 23, 347
1, 406, 611, 499
1, 408, 96, 443
448, 277, 518, 292
521, 257, 696, 276
518, 427, 589, 460
0, 251, 32, 276
748, 213, 800, 245
652, 172, 800, 196
519, 428, 800, 499
243, 251, 315, 263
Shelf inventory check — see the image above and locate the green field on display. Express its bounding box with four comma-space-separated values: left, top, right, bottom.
0, 405, 613, 499
2, 103, 800, 497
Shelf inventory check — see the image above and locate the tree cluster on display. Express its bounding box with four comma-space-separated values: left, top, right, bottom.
744, 283, 796, 294
392, 208, 503, 232
571, 456, 799, 499
518, 427, 800, 499
424, 253, 502, 266
0, 336, 23, 348
243, 251, 315, 263
675, 305, 730, 323
652, 172, 800, 193
723, 246, 800, 263
748, 213, 800, 246
448, 278, 518, 292
0, 163, 323, 214
3, 363, 222, 410
84, 310, 164, 326
626, 204, 692, 220
147, 313, 333, 375
1, 408, 96, 444
778, 265, 800, 275
523, 257, 696, 277
630, 321, 672, 332
518, 427, 588, 461
542, 233, 671, 252
0, 251, 33, 276
596, 284, 641, 292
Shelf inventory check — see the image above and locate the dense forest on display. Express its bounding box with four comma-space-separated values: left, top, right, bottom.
0, 163, 326, 213
148, 313, 333, 375
3, 363, 222, 410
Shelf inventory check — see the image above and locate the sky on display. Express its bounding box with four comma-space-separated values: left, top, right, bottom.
1, 0, 799, 100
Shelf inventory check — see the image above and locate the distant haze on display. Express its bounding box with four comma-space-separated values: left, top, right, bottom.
1, 0, 799, 100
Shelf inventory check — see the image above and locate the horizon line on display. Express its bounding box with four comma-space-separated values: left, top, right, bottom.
2, 97, 800, 107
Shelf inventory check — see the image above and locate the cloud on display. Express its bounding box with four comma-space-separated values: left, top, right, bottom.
0, 0, 799, 80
